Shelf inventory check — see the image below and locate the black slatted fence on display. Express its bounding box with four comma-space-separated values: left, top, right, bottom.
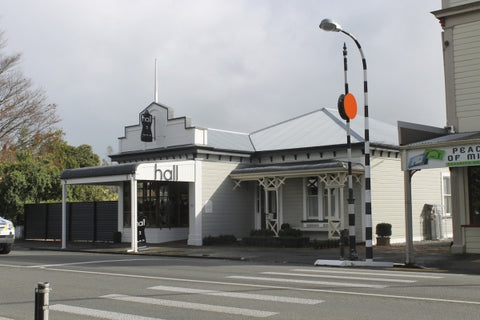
24, 201, 118, 242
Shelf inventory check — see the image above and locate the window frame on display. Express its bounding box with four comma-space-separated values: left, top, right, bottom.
303, 177, 340, 222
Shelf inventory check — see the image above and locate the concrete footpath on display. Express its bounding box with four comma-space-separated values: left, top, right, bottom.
12, 239, 480, 275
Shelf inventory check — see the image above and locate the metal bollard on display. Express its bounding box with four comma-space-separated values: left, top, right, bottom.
34, 282, 51, 320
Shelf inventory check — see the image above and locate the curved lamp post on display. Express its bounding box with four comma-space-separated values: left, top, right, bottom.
319, 19, 373, 262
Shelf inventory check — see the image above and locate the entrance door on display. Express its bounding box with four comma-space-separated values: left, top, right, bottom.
468, 167, 480, 225
256, 185, 278, 231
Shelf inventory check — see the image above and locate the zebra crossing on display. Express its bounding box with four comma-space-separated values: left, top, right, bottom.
48, 267, 442, 319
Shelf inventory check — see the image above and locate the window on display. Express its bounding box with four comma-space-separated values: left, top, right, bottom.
305, 177, 339, 221
441, 173, 451, 216
468, 167, 480, 225
306, 178, 320, 220
323, 188, 339, 220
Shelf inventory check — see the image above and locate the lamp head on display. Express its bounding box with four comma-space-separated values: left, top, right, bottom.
319, 19, 342, 32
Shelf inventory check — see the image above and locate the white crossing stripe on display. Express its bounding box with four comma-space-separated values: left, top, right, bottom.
50, 304, 163, 320
227, 275, 386, 289
102, 294, 277, 318
148, 285, 323, 305
262, 271, 416, 283
0, 317, 14, 320
293, 268, 444, 279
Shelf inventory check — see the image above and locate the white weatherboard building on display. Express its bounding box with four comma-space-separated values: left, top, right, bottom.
61, 103, 449, 252
400, 0, 480, 254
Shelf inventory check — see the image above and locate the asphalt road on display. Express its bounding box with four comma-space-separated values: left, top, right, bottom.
1, 249, 480, 319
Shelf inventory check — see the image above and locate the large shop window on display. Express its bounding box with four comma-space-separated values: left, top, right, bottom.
123, 181, 189, 228
468, 167, 480, 225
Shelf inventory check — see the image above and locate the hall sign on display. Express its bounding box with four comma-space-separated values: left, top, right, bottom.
154, 164, 178, 181
407, 143, 480, 169
136, 161, 195, 182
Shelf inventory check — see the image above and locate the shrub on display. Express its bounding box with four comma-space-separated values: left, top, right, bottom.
376, 223, 392, 238
279, 227, 303, 238
311, 239, 340, 249
250, 229, 275, 237
203, 234, 237, 245
280, 223, 291, 230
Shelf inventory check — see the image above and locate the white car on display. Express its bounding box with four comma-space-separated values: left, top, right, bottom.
0, 217, 15, 254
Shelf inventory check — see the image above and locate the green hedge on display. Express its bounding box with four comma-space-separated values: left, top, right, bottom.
203, 229, 345, 249
203, 234, 237, 245
311, 239, 343, 249
243, 236, 310, 247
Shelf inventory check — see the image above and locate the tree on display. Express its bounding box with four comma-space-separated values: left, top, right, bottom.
0, 141, 117, 224
0, 31, 59, 156
0, 30, 117, 224
0, 151, 60, 224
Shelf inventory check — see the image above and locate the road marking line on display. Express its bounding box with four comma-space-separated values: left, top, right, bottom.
29, 258, 161, 268
50, 304, 163, 320
262, 271, 416, 283
0, 317, 14, 320
101, 294, 277, 318
228, 275, 387, 289
44, 267, 480, 306
148, 285, 323, 304
293, 268, 444, 279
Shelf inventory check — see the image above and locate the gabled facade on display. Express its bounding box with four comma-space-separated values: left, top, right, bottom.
61, 102, 448, 253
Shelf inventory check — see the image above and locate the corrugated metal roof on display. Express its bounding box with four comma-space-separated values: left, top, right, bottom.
206, 128, 254, 152
207, 108, 398, 152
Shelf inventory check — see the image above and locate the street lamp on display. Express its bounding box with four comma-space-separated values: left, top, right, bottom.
319, 18, 373, 262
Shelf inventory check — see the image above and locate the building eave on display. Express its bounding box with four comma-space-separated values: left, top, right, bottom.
432, 2, 480, 19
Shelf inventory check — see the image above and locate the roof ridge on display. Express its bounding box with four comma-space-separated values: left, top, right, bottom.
250, 108, 328, 135
207, 127, 249, 135
323, 108, 364, 142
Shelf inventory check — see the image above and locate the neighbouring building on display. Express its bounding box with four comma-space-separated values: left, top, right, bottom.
60, 102, 449, 252
403, 0, 480, 254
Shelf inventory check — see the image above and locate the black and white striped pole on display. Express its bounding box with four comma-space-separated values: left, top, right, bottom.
339, 43, 358, 260
320, 18, 373, 262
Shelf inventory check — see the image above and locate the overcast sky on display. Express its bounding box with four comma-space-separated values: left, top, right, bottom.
0, 0, 445, 158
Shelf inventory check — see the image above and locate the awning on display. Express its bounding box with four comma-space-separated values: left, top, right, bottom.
400, 131, 480, 170
61, 163, 139, 185
60, 161, 196, 185
230, 160, 364, 181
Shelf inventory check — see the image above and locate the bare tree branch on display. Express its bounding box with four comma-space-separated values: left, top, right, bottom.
0, 31, 60, 155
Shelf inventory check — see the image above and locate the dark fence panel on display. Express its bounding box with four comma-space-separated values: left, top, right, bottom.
25, 204, 48, 239
47, 204, 62, 239
70, 202, 95, 241
95, 202, 118, 241
24, 201, 118, 242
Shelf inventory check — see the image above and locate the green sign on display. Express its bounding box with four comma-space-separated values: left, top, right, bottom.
407, 144, 480, 169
